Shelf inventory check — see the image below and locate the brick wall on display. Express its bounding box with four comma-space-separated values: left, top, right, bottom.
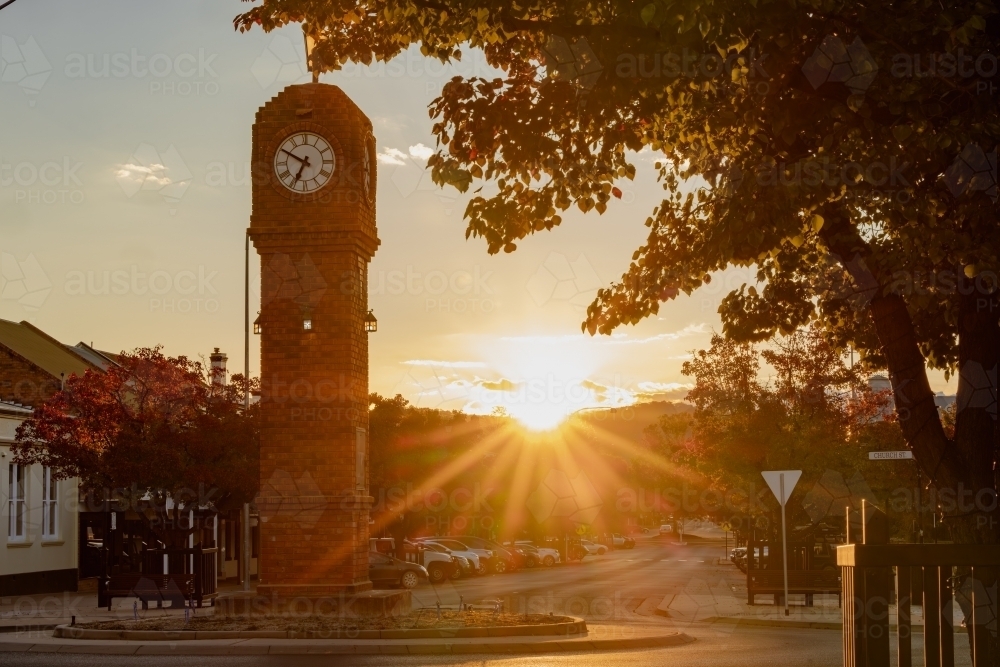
0, 346, 59, 408
250, 83, 379, 596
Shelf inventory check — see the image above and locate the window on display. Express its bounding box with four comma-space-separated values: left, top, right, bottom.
8, 464, 25, 540
42, 467, 58, 539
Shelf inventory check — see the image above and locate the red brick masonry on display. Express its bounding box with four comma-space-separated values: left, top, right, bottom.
250, 83, 380, 596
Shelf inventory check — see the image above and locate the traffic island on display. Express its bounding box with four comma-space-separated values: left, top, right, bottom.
12, 618, 695, 655
216, 589, 411, 619
54, 611, 586, 640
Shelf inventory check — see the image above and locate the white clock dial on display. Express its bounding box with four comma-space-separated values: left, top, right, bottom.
273, 132, 336, 193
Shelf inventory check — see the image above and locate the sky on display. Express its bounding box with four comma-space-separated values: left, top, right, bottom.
0, 0, 954, 429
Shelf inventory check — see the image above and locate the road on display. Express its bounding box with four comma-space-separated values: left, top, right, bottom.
409, 536, 745, 621
4, 536, 972, 666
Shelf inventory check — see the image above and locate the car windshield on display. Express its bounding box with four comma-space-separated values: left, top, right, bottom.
434, 540, 469, 550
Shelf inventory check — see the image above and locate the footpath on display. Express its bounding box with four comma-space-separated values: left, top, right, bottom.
656, 559, 965, 633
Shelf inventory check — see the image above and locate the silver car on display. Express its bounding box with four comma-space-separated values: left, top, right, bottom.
418, 539, 487, 574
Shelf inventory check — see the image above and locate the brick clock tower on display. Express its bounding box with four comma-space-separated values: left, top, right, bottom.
250, 84, 379, 597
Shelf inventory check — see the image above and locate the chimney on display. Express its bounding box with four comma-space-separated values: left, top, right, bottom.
210, 348, 228, 386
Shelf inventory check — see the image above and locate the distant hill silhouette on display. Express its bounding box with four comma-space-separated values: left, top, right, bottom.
567, 401, 693, 445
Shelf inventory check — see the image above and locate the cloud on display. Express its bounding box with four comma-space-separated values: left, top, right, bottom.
377, 147, 408, 165
402, 359, 488, 369
607, 323, 709, 346
408, 143, 434, 160
115, 162, 172, 186
634, 381, 694, 402
580, 378, 609, 401
478, 378, 520, 392
636, 381, 693, 393
377, 143, 435, 166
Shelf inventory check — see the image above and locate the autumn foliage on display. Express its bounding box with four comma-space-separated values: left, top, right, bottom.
12, 347, 259, 542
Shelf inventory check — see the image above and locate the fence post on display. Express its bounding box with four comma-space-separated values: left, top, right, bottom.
924, 565, 942, 667
861, 502, 890, 667
940, 567, 954, 667
897, 565, 911, 667
195, 545, 203, 607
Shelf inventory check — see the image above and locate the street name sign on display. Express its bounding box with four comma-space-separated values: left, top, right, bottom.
868, 451, 913, 460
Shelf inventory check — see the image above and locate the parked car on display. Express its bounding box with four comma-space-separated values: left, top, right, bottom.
368, 551, 428, 589
416, 538, 486, 574
515, 541, 561, 566
581, 539, 607, 555
565, 538, 589, 561
458, 536, 517, 573
507, 542, 540, 567
609, 533, 635, 549
410, 540, 473, 579
401, 541, 458, 584
370, 537, 396, 554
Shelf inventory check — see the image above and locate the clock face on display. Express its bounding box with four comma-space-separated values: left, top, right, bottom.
273, 132, 336, 193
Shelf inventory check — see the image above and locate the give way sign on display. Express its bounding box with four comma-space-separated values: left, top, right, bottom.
761, 470, 802, 506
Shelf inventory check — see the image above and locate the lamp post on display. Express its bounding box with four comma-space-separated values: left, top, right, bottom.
242, 231, 252, 592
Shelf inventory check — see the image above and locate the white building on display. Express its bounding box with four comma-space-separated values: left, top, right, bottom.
1, 399, 80, 595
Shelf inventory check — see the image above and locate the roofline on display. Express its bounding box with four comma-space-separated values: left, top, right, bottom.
74, 342, 121, 368
0, 400, 33, 416
17, 321, 101, 372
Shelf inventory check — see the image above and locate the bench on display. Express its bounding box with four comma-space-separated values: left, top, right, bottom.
105, 574, 195, 611
747, 570, 841, 607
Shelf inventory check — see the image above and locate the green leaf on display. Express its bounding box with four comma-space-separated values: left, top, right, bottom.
641, 3, 657, 25
892, 125, 912, 142
699, 16, 711, 38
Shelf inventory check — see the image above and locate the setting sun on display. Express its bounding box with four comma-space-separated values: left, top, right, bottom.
465, 335, 638, 431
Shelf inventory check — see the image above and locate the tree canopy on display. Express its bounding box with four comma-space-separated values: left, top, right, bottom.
236, 0, 999, 537
12, 347, 259, 542
668, 327, 910, 536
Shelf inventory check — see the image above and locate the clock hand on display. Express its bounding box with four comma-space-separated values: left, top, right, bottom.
281, 149, 306, 163
291, 153, 313, 183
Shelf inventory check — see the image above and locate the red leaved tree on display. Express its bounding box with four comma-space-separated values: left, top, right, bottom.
11, 347, 259, 546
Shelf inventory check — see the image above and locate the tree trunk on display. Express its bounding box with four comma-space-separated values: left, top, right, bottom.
867, 291, 968, 491
826, 202, 1000, 661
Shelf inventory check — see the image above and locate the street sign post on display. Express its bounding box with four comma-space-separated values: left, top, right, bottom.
721, 521, 732, 561
761, 470, 802, 617
868, 451, 913, 460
